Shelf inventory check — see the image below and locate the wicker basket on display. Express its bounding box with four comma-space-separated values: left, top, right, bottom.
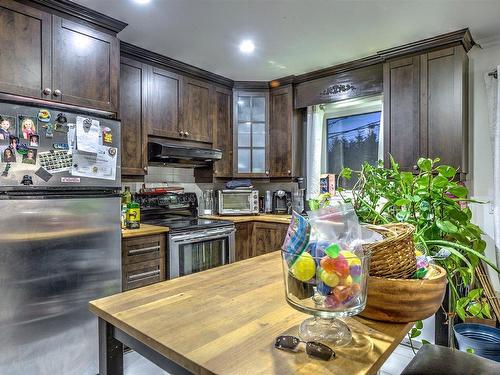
363, 223, 417, 279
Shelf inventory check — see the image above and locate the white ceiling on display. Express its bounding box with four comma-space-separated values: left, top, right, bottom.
74, 0, 500, 81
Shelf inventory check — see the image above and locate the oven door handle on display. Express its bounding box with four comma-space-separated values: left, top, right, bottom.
171, 229, 235, 244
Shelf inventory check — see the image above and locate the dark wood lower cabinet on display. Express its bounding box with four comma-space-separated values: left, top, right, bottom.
122, 234, 166, 291
235, 223, 252, 261
235, 222, 288, 262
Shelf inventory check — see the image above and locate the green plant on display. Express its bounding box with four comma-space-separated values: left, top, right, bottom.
456, 288, 492, 321
338, 157, 499, 332
308, 192, 333, 211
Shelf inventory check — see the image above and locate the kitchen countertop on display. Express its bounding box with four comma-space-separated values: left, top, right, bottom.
90, 251, 413, 375
201, 213, 292, 225
121, 224, 169, 239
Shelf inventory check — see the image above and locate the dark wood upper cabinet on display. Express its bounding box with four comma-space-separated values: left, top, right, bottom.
269, 85, 293, 177
52, 16, 119, 112
384, 46, 468, 174
120, 57, 147, 176
182, 77, 213, 143
383, 55, 421, 171
0, 1, 121, 113
233, 90, 270, 178
145, 66, 182, 139
0, 0, 51, 99
421, 46, 468, 173
213, 86, 233, 177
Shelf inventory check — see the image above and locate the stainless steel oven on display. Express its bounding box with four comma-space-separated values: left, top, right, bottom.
169, 226, 235, 279
217, 189, 259, 215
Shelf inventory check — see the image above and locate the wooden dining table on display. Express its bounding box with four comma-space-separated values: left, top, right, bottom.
89, 251, 413, 375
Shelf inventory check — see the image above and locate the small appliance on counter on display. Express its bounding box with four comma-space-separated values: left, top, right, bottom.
264, 190, 273, 214
292, 177, 307, 214
203, 189, 214, 215
273, 190, 292, 214
217, 189, 259, 215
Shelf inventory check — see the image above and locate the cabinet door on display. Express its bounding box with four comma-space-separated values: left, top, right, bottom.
383, 56, 421, 171
270, 85, 293, 177
421, 47, 468, 173
120, 57, 147, 175
146, 66, 182, 139
252, 222, 286, 256
233, 90, 269, 177
0, 0, 51, 99
52, 16, 119, 112
213, 86, 233, 177
182, 77, 213, 143
235, 222, 252, 261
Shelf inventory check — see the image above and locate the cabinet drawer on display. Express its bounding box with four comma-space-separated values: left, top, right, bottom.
122, 259, 165, 291
122, 234, 165, 264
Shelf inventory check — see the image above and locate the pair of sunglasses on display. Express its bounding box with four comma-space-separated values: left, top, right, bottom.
274, 335, 335, 361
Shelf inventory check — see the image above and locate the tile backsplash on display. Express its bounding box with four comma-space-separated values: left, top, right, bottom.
122, 166, 297, 213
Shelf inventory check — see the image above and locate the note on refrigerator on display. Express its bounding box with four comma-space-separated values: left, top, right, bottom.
67, 123, 76, 154
75, 116, 100, 153
71, 145, 117, 180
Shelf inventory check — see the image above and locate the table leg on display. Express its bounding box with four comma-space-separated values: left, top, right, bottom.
98, 318, 124, 375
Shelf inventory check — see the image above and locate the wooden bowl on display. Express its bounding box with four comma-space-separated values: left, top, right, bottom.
359, 264, 447, 323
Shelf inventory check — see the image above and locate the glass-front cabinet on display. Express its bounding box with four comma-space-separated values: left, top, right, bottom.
233, 90, 269, 177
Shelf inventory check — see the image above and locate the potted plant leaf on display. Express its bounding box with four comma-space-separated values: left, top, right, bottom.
337, 156, 500, 345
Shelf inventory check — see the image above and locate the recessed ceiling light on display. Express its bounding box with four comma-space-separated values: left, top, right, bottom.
239, 40, 255, 54
133, 0, 151, 4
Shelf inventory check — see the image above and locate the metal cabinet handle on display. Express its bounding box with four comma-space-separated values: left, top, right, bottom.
42, 88, 51, 96
128, 269, 160, 281
53, 89, 62, 97
127, 245, 160, 255
179, 130, 184, 136
184, 131, 189, 137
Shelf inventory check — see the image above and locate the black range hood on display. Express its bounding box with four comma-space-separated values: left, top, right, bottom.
148, 138, 222, 167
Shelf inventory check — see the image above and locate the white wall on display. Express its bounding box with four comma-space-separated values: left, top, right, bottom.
468, 37, 500, 290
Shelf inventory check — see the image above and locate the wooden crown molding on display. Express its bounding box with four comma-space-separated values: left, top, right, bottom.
293, 55, 383, 85
233, 81, 269, 90
377, 28, 475, 60
272, 28, 475, 87
122, 28, 473, 90
28, 0, 128, 33
120, 41, 234, 88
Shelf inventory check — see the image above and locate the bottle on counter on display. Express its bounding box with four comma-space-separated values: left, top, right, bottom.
121, 204, 127, 229
122, 186, 132, 205
126, 201, 141, 229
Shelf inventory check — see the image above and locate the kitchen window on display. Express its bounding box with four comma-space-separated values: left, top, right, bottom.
305, 95, 383, 196
326, 111, 382, 174
323, 95, 383, 188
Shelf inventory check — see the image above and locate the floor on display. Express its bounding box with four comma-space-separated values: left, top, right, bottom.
124, 343, 416, 375
125, 351, 169, 375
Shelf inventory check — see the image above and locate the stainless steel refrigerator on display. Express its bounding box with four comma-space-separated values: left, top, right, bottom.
0, 103, 122, 375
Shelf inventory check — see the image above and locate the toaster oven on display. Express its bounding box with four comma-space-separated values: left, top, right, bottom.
217, 190, 259, 215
